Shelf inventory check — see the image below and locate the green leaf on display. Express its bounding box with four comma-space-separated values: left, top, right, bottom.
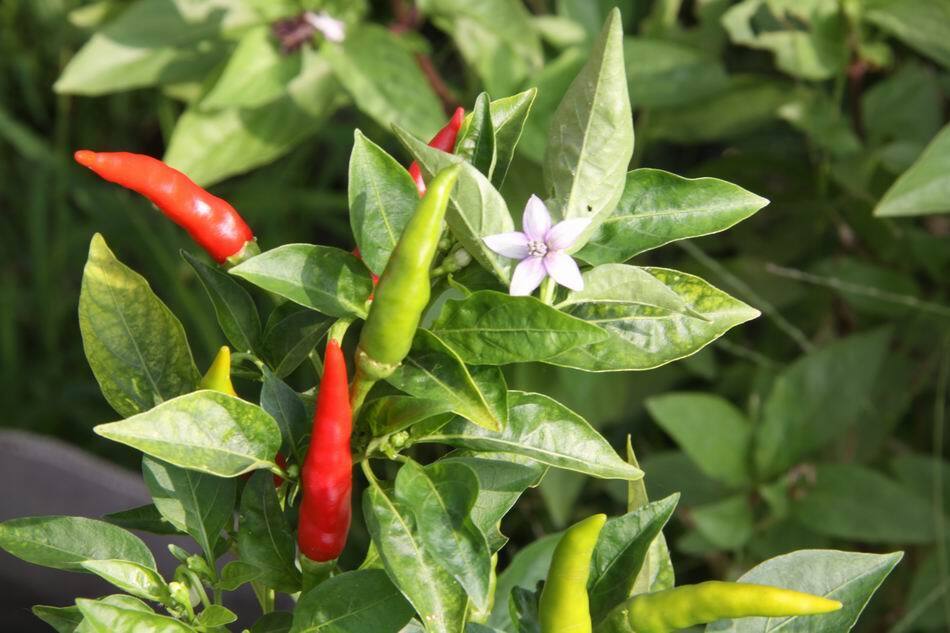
238, 471, 301, 593
54, 0, 257, 95
722, 0, 847, 80
95, 390, 282, 477
792, 464, 934, 544
578, 169, 769, 265
361, 396, 454, 438
261, 369, 310, 462
217, 560, 262, 591
394, 125, 515, 283
200, 25, 301, 110
588, 495, 679, 621
485, 89, 536, 188
348, 131, 421, 276
874, 123, 950, 217
420, 0, 543, 97
557, 264, 702, 318
196, 605, 238, 628
103, 505, 180, 536
439, 453, 546, 552
549, 267, 759, 371
251, 612, 294, 633
691, 495, 754, 550
363, 484, 468, 633
624, 37, 728, 108
754, 329, 891, 477
142, 457, 235, 559
183, 251, 262, 354
863, 0, 950, 68
705, 550, 903, 632
456, 92, 496, 177
79, 234, 199, 418
543, 8, 633, 246
324, 25, 444, 138
395, 460, 492, 611
488, 534, 560, 631
231, 244, 373, 318
80, 560, 170, 603
164, 49, 343, 187
32, 604, 83, 633
387, 329, 508, 432
0, 516, 155, 572
645, 393, 751, 487
75, 599, 196, 633
261, 304, 333, 378
415, 391, 641, 480
291, 569, 414, 633
430, 290, 609, 365
624, 441, 674, 596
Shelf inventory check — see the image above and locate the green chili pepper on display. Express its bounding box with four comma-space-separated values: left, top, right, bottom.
539, 513, 606, 633
199, 346, 237, 397
595, 581, 842, 633
355, 164, 461, 384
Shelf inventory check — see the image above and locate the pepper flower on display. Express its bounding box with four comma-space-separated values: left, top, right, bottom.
483, 195, 589, 296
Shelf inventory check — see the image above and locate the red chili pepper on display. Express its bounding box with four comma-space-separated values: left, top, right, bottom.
74, 151, 255, 263
297, 339, 352, 562
273, 452, 287, 488
408, 107, 464, 197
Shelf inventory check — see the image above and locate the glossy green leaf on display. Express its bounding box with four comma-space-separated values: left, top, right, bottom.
54, 0, 256, 95
261, 369, 310, 462
549, 268, 759, 371
557, 264, 700, 317
431, 291, 609, 365
485, 89, 536, 188
196, 605, 238, 628
645, 393, 751, 487
79, 234, 199, 418
103, 504, 180, 536
32, 604, 83, 633
415, 391, 641, 480
394, 125, 515, 283
387, 330, 508, 432
142, 457, 235, 558
183, 251, 261, 354
578, 170, 769, 264
588, 495, 679, 621
863, 0, 950, 68
706, 550, 903, 632
291, 569, 414, 633
251, 612, 294, 633
624, 440, 674, 596
488, 534, 560, 631
324, 25, 443, 138
80, 560, 170, 603
231, 244, 373, 318
874, 123, 950, 217
543, 8, 633, 245
360, 396, 454, 438
164, 49, 343, 187
217, 560, 262, 591
261, 304, 333, 378
95, 390, 282, 477
363, 484, 468, 633
396, 460, 492, 611
348, 131, 420, 275
76, 599, 196, 633
238, 471, 301, 593
200, 25, 300, 110
0, 516, 155, 572
456, 92, 495, 177
754, 329, 891, 477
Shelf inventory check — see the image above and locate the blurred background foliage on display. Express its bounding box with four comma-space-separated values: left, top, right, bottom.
3, 0, 950, 629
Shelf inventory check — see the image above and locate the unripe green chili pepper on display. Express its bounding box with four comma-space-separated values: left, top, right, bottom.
539, 513, 606, 633
595, 581, 842, 633
199, 346, 237, 397
354, 164, 461, 385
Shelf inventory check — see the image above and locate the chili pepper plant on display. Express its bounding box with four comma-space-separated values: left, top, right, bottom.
0, 10, 902, 633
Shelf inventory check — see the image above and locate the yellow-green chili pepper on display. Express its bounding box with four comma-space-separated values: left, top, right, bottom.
355, 164, 461, 383
539, 513, 607, 633
595, 581, 842, 633
199, 346, 237, 397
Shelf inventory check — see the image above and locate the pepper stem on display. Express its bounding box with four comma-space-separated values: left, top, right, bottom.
539, 276, 556, 305
349, 369, 376, 418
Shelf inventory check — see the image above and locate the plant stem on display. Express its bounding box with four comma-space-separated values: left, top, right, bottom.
539, 277, 556, 305
350, 369, 376, 418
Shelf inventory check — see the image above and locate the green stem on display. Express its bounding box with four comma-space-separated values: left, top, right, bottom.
186, 569, 212, 610
539, 277, 556, 305
350, 369, 377, 419
328, 317, 354, 345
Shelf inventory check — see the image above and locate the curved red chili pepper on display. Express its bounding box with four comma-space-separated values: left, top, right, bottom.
74, 151, 254, 263
297, 339, 352, 562
408, 107, 464, 197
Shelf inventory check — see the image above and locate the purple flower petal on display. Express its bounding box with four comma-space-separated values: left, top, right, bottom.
510, 256, 547, 296
544, 251, 584, 291
545, 218, 591, 250
522, 195, 552, 242
483, 232, 530, 259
